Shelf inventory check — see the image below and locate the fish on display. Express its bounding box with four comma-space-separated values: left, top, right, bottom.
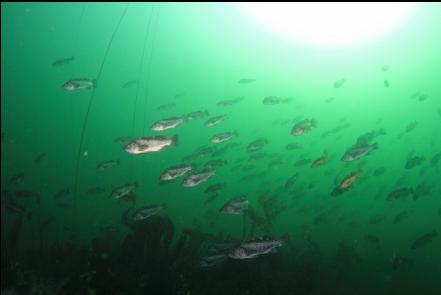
322, 123, 351, 139
417, 94, 428, 102
410, 91, 429, 102
369, 214, 385, 225
132, 204, 166, 221
217, 96, 244, 107
121, 80, 138, 88
373, 167, 386, 176
293, 158, 311, 167
381, 65, 390, 72
110, 183, 137, 200
263, 96, 282, 105
183, 110, 209, 121
324, 97, 336, 104
204, 115, 226, 127
86, 187, 105, 195
124, 135, 178, 154
151, 117, 184, 131
204, 183, 225, 194
13, 190, 40, 199
96, 159, 120, 171
229, 238, 284, 259
114, 136, 134, 144
430, 151, 441, 168
405, 121, 418, 133
240, 172, 266, 182
55, 202, 71, 209
387, 188, 414, 201
247, 138, 268, 152
405, 155, 425, 169
341, 143, 378, 162
52, 56, 74, 67
285, 143, 300, 151
63, 78, 97, 91
333, 78, 346, 88
238, 78, 256, 84
160, 164, 193, 181
364, 234, 380, 245
204, 193, 220, 205
204, 159, 227, 170
291, 119, 317, 136
384, 80, 390, 88
157, 103, 176, 111
220, 196, 248, 214
9, 173, 24, 185
196, 254, 227, 268
411, 230, 438, 250
34, 152, 48, 164
391, 254, 411, 271
356, 129, 385, 145
182, 170, 215, 187
412, 183, 432, 201
2, 196, 32, 219
331, 169, 362, 196
311, 155, 328, 168
393, 211, 409, 224
53, 188, 70, 199
248, 152, 267, 161
285, 174, 298, 189
209, 131, 238, 143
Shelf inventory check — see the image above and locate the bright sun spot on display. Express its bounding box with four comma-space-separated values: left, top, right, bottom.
238, 2, 417, 48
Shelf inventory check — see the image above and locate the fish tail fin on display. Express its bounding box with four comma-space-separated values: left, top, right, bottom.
92, 79, 98, 88
162, 203, 168, 210
116, 159, 121, 165
372, 143, 379, 150
204, 110, 210, 116
133, 181, 139, 187
310, 118, 318, 127
234, 130, 239, 137
281, 233, 291, 245
171, 135, 179, 147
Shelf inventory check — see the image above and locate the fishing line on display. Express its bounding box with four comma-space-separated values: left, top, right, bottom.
66, 1, 86, 240
141, 3, 161, 132
131, 5, 155, 137
71, 3, 129, 223
140, 4, 161, 185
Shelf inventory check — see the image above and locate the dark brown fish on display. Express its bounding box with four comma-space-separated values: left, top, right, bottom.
14, 190, 39, 198
333, 78, 346, 88
387, 188, 414, 201
34, 152, 48, 164
9, 173, 24, 185
238, 78, 256, 84
393, 211, 409, 224
411, 230, 438, 250
373, 167, 386, 176
364, 234, 380, 245
405, 155, 425, 169
86, 187, 105, 195
293, 158, 311, 167
204, 183, 225, 194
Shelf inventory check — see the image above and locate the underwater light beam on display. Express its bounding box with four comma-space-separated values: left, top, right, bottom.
238, 2, 417, 48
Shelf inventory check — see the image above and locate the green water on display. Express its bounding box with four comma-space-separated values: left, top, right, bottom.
1, 2, 441, 294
